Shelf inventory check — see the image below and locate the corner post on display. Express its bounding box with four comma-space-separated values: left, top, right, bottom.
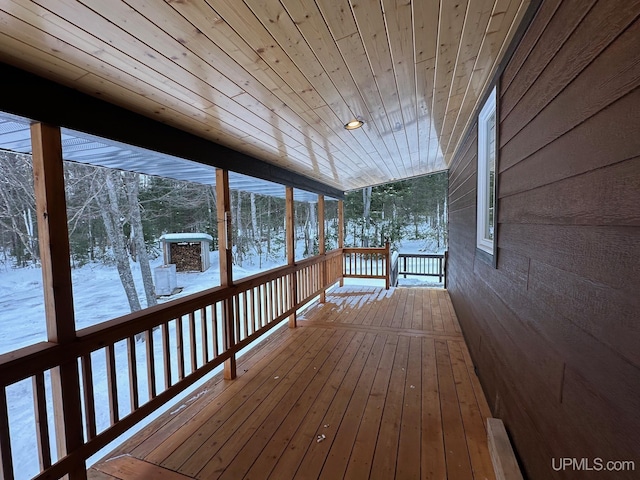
285, 187, 297, 327
216, 169, 236, 380
318, 195, 326, 302
338, 199, 345, 286
31, 123, 86, 479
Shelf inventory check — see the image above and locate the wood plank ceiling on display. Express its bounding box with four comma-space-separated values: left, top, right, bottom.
0, 0, 530, 192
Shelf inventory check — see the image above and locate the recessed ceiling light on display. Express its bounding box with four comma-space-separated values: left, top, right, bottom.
344, 118, 364, 130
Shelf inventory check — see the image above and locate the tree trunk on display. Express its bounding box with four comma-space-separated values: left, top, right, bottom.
99, 170, 141, 312
125, 172, 157, 308
362, 186, 372, 247
235, 191, 243, 265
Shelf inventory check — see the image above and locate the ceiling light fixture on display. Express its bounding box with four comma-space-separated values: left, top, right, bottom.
344, 118, 364, 130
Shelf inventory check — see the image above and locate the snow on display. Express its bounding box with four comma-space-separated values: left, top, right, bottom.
159, 232, 213, 242
0, 240, 444, 478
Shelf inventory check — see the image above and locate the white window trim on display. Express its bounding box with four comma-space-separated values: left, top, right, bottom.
476, 86, 497, 255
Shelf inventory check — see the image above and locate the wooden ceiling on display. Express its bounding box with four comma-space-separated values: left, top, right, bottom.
0, 0, 530, 192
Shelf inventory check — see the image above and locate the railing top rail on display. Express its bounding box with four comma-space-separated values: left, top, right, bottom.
397, 253, 445, 258
343, 247, 388, 254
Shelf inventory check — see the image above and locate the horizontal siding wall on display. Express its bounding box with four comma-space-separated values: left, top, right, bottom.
447, 0, 640, 479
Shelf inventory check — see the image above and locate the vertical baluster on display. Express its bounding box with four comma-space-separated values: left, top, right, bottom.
257, 285, 264, 328
242, 291, 249, 336
200, 308, 209, 365
145, 329, 156, 399
248, 288, 255, 334
212, 304, 219, 357
234, 294, 242, 341
253, 287, 259, 331
269, 280, 278, 322
80, 355, 96, 441
0, 387, 13, 480
176, 317, 185, 382
162, 322, 171, 389
188, 312, 197, 372
33, 372, 52, 469
265, 281, 271, 323
105, 344, 119, 424
276, 277, 282, 317
127, 336, 139, 411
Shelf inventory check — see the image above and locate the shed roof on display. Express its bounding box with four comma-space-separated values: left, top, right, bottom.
160, 233, 214, 243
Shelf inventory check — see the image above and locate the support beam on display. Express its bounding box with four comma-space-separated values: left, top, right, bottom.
285, 187, 297, 328
0, 63, 344, 200
338, 200, 345, 286
31, 123, 86, 479
216, 169, 236, 380
318, 195, 326, 303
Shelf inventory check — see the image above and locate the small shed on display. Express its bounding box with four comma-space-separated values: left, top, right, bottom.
160, 233, 213, 272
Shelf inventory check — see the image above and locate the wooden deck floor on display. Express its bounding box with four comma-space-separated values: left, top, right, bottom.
89, 287, 495, 480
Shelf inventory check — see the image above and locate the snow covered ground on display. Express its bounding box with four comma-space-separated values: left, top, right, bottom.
0, 238, 444, 478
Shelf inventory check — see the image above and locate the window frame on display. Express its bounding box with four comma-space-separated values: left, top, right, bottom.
476, 85, 498, 261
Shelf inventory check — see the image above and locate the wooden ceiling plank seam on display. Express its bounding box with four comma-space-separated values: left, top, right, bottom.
35, 0, 356, 182
204, 0, 327, 110
71, 0, 243, 99
348, 0, 412, 179
315, 0, 393, 135
166, 0, 362, 178
436, 0, 473, 156
444, 0, 530, 162
412, 0, 440, 172
0, 8, 227, 131
438, 0, 497, 156
426, 0, 445, 174
0, 31, 88, 83
430, 0, 469, 168
206, 0, 380, 183
240, 2, 388, 186
241, 0, 384, 178
351, 0, 413, 172
124, 0, 345, 165
312, 104, 386, 185
8, 0, 225, 112
74, 0, 335, 166
414, 59, 435, 167
171, 1, 355, 159
280, 0, 400, 180
381, 0, 421, 171
315, 0, 411, 180
443, 0, 528, 160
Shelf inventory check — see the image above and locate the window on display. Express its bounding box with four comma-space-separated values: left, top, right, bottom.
477, 86, 497, 256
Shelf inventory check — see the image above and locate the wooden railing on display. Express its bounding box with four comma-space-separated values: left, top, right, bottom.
397, 252, 446, 283
342, 243, 391, 289
0, 250, 343, 480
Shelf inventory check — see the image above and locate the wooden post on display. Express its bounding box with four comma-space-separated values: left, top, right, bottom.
318, 195, 326, 303
31, 123, 86, 480
216, 169, 236, 380
385, 241, 391, 290
338, 199, 345, 286
285, 187, 297, 328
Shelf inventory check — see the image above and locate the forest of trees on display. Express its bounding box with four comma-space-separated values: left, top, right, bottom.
0, 149, 446, 314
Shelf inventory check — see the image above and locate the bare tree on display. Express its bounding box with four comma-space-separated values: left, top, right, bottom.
124, 172, 156, 308
97, 169, 141, 312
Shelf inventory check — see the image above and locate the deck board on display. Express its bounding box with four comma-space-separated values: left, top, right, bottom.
89, 287, 496, 480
